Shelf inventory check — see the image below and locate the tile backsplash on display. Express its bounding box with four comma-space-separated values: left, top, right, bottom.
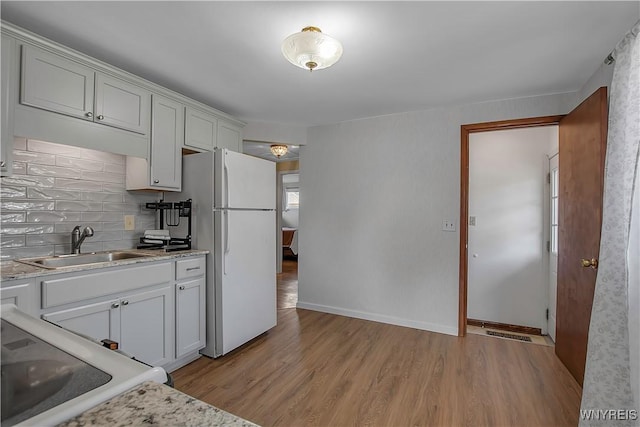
1, 139, 160, 260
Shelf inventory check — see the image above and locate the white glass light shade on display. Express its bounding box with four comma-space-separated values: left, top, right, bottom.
281, 27, 343, 71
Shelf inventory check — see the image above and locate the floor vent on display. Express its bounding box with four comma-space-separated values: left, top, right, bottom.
486, 330, 532, 342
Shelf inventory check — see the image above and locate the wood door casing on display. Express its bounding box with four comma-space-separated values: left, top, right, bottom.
458, 115, 564, 336
555, 87, 608, 386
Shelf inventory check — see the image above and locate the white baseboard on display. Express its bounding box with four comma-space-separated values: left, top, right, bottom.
296, 301, 458, 337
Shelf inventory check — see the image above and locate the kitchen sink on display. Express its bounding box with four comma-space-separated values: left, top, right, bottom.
16, 251, 152, 270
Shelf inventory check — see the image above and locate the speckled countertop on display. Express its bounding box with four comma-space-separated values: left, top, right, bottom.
0, 249, 209, 281
57, 381, 259, 427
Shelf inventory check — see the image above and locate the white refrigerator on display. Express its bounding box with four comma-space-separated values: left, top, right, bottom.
172, 149, 276, 358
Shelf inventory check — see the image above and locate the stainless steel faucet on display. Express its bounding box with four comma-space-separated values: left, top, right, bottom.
71, 226, 94, 254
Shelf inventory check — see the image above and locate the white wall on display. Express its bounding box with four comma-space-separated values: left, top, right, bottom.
578, 62, 615, 106
299, 92, 576, 335
467, 126, 558, 330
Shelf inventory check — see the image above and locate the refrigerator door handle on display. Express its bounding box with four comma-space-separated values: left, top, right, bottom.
224, 153, 230, 208
223, 210, 230, 275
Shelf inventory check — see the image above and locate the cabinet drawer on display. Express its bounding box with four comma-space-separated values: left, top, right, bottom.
42, 262, 172, 308
176, 257, 205, 280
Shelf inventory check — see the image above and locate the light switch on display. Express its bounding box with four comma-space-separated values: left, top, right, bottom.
469, 216, 476, 226
442, 220, 456, 232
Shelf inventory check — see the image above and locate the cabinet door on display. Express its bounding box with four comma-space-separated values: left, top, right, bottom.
1, 35, 15, 176
95, 73, 150, 135
42, 299, 121, 343
21, 44, 95, 120
216, 120, 242, 152
175, 277, 205, 357
150, 95, 183, 190
120, 286, 173, 366
1, 280, 35, 316
185, 107, 217, 151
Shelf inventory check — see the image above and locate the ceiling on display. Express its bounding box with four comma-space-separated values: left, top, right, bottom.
243, 141, 300, 163
1, 2, 638, 127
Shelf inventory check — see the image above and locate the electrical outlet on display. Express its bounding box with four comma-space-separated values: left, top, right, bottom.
124, 215, 135, 231
442, 220, 456, 232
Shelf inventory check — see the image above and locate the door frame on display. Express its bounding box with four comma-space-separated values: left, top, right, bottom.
458, 115, 564, 336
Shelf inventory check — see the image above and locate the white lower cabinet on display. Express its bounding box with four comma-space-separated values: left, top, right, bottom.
120, 286, 173, 367
175, 277, 205, 358
38, 255, 206, 370
1, 278, 36, 316
42, 299, 120, 344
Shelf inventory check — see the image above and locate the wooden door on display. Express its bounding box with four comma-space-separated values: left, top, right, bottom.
556, 87, 607, 386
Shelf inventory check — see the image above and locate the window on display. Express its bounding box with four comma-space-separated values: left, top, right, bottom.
285, 188, 299, 210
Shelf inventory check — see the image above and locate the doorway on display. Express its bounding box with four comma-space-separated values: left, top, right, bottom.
277, 170, 299, 308
458, 115, 564, 337
466, 126, 558, 337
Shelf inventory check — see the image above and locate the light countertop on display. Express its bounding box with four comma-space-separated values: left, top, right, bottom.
57, 381, 259, 427
0, 249, 209, 281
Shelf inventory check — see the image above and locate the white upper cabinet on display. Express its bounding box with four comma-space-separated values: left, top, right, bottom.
95, 73, 150, 134
150, 95, 183, 190
217, 120, 242, 152
185, 106, 217, 151
20, 44, 150, 135
3, 22, 243, 162
126, 94, 183, 191
21, 44, 95, 120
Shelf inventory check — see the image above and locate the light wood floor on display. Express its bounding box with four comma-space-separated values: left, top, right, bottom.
172, 260, 582, 426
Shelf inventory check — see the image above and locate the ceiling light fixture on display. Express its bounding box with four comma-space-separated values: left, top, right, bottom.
270, 144, 288, 158
281, 26, 343, 72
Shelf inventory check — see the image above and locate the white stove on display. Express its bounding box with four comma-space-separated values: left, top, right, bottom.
1, 304, 167, 426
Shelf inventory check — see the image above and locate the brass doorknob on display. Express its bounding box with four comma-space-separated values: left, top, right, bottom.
581, 258, 598, 269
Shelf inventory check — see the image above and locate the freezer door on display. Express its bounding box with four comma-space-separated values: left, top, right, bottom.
215, 209, 276, 356
214, 149, 275, 209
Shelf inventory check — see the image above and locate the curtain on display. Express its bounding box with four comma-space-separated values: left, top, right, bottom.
579, 20, 640, 426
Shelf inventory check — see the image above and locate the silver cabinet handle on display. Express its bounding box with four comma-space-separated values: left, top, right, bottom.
179, 285, 185, 290
0, 161, 5, 168
122, 300, 129, 306
186, 267, 200, 271
111, 302, 120, 309
153, 179, 159, 184
97, 115, 104, 120
85, 112, 93, 118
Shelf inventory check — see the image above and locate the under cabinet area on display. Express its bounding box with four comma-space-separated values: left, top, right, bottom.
21, 44, 150, 135
34, 255, 206, 371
